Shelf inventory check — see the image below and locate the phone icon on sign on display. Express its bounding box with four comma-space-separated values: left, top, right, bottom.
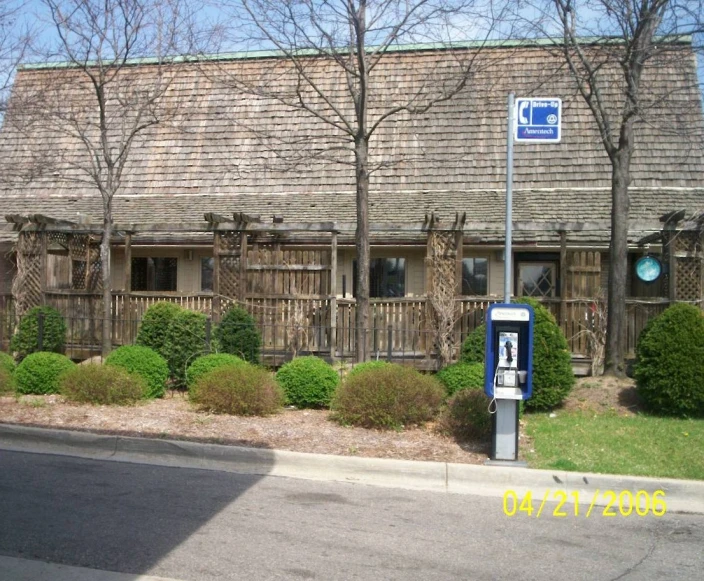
518, 100, 530, 124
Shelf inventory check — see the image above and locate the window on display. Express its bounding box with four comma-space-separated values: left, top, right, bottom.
517, 262, 557, 298
131, 257, 177, 291
461, 257, 488, 295
353, 257, 406, 298
201, 257, 214, 292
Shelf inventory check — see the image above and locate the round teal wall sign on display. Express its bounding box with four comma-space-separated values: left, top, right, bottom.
635, 256, 662, 283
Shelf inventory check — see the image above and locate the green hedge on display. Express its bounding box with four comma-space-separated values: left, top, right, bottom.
0, 351, 15, 375
436, 362, 484, 397
106, 345, 169, 398
60, 364, 147, 405
186, 353, 246, 391
190, 364, 284, 416
163, 310, 209, 388
331, 364, 444, 430
14, 352, 76, 395
275, 356, 339, 408
11, 306, 66, 361
214, 306, 261, 364
136, 302, 183, 359
634, 303, 704, 417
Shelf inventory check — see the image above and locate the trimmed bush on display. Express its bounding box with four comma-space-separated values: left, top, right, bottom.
462, 300, 574, 410
136, 302, 183, 359
105, 345, 169, 398
14, 352, 76, 395
0, 366, 14, 394
634, 303, 704, 417
437, 362, 485, 396
186, 353, 247, 390
437, 388, 492, 441
276, 356, 339, 408
214, 306, 261, 364
514, 298, 574, 411
0, 351, 15, 375
331, 364, 444, 430
460, 326, 486, 364
60, 364, 146, 405
163, 310, 209, 388
190, 364, 284, 416
11, 306, 66, 361
346, 360, 393, 378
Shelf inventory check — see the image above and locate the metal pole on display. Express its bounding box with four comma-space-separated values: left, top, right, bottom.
504, 92, 515, 303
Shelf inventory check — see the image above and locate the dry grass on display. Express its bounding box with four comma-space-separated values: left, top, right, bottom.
0, 391, 489, 464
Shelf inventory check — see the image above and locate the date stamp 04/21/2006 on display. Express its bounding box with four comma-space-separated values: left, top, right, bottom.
502, 489, 667, 518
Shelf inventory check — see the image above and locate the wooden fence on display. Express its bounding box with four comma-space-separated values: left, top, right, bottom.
0, 291, 673, 363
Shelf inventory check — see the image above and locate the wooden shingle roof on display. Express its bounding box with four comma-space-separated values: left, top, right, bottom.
0, 41, 702, 243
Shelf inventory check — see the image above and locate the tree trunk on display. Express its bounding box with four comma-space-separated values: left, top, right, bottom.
355, 136, 370, 362
604, 142, 632, 376
100, 217, 113, 357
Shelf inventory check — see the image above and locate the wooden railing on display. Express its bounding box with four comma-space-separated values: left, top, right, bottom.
0, 292, 676, 362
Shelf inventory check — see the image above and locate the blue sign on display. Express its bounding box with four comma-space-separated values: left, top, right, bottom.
515, 98, 562, 142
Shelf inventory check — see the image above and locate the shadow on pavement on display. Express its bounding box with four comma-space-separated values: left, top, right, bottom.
0, 447, 274, 576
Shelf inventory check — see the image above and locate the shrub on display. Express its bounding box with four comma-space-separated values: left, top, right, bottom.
163, 310, 209, 388
136, 302, 183, 359
460, 326, 486, 364
634, 303, 704, 417
190, 364, 284, 416
0, 351, 16, 375
14, 352, 76, 395
346, 360, 393, 378
0, 366, 14, 394
214, 306, 261, 364
331, 364, 444, 430
437, 362, 485, 397
275, 356, 339, 408
437, 388, 492, 441
186, 353, 247, 390
60, 364, 146, 405
11, 306, 66, 361
105, 345, 169, 398
514, 298, 574, 411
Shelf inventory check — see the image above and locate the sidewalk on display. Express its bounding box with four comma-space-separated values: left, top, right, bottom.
1, 423, 703, 514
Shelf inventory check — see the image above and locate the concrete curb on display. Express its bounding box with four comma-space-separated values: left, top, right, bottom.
1, 423, 703, 514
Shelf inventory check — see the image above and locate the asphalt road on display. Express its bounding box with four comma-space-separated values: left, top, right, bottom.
0, 450, 702, 581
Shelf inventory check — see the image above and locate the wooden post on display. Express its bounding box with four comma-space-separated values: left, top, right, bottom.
124, 233, 132, 293
240, 230, 248, 303
213, 231, 221, 321
124, 233, 133, 342
559, 230, 567, 327
666, 228, 677, 302
330, 231, 338, 361
40, 232, 47, 305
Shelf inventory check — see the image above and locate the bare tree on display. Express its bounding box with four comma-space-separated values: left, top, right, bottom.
17, 0, 199, 355
531, 0, 704, 375
212, 0, 511, 361
0, 1, 30, 120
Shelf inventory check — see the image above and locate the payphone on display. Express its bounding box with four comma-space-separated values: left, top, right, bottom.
484, 303, 534, 461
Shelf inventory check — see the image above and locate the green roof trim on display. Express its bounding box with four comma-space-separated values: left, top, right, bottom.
19, 35, 693, 71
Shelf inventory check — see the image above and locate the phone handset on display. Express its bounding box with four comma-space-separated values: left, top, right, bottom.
518, 101, 529, 124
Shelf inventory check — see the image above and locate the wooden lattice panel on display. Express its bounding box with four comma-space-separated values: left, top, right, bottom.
676, 257, 701, 301
220, 255, 241, 299
13, 231, 42, 316
68, 234, 102, 291
674, 232, 700, 254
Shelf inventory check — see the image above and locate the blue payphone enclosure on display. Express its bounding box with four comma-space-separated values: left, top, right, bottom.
484, 303, 535, 400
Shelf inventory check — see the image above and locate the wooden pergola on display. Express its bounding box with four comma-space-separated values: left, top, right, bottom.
4, 210, 702, 365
